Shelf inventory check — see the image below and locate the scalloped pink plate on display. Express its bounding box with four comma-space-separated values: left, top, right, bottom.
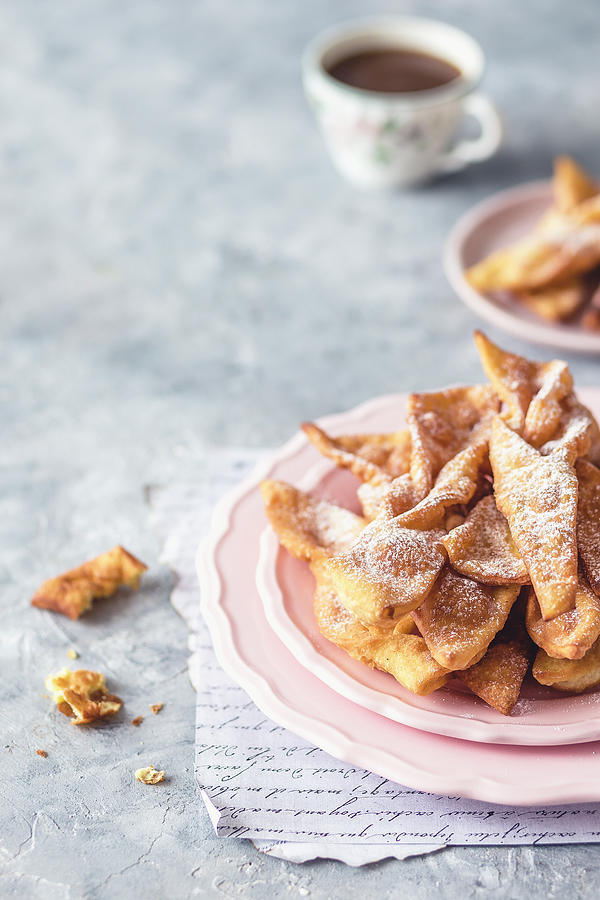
198, 390, 600, 804
257, 392, 600, 747
444, 180, 600, 354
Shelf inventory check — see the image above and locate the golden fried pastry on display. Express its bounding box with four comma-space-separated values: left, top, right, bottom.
533, 638, 600, 692
45, 668, 122, 725
406, 385, 498, 498
392, 441, 487, 530
326, 519, 447, 625
576, 459, 600, 595
442, 495, 529, 584
458, 637, 531, 716
467, 217, 600, 292
357, 473, 417, 521
525, 577, 600, 660
473, 331, 573, 443
490, 417, 578, 619
553, 156, 599, 213
466, 159, 600, 326
262, 330, 600, 713
517, 278, 586, 323
313, 580, 450, 695
411, 569, 519, 670
302, 422, 412, 483
260, 480, 365, 564
31, 546, 147, 620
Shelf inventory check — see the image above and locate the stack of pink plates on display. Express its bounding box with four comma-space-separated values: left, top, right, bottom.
198, 390, 600, 806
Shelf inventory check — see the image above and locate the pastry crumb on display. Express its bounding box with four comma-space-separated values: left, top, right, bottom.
66, 648, 79, 660
131, 715, 143, 727
150, 703, 163, 715
36, 749, 48, 758
45, 668, 123, 725
135, 765, 165, 784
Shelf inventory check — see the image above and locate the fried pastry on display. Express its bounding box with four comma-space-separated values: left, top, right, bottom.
31, 545, 147, 620
392, 441, 488, 530
411, 569, 519, 670
576, 459, 600, 595
313, 580, 450, 695
302, 422, 412, 483
262, 330, 600, 713
442, 494, 529, 584
457, 637, 531, 716
406, 385, 498, 498
45, 668, 122, 725
473, 331, 573, 443
260, 480, 365, 564
553, 156, 599, 213
490, 416, 578, 619
533, 638, 600, 692
326, 518, 447, 625
517, 278, 586, 323
525, 577, 600, 660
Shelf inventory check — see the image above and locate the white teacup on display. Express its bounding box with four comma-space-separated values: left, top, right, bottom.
302, 17, 502, 188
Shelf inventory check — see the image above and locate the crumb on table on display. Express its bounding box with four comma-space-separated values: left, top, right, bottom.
36, 749, 48, 758
150, 703, 163, 715
135, 765, 165, 785
131, 715, 143, 726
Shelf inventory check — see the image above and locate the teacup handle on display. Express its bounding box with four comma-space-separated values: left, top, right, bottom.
438, 93, 503, 173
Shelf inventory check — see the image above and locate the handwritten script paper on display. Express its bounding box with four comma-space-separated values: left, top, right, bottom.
149, 450, 600, 863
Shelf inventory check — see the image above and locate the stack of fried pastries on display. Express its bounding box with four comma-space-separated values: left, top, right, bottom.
466, 157, 600, 329
261, 332, 600, 716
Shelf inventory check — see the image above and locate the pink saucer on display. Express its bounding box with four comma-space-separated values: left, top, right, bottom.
198, 391, 600, 804
444, 180, 600, 354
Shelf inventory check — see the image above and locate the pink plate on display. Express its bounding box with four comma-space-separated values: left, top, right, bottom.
256, 393, 600, 746
444, 180, 600, 355
198, 391, 600, 804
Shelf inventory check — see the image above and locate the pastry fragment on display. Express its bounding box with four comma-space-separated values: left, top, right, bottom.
517, 278, 586, 323
473, 331, 573, 443
406, 385, 498, 499
533, 638, 600, 692
490, 417, 578, 619
457, 636, 531, 716
150, 703, 163, 715
326, 519, 447, 625
31, 546, 147, 620
260, 480, 365, 564
553, 156, 599, 213
411, 569, 519, 670
442, 495, 529, 584
45, 668, 122, 725
525, 578, 600, 660
302, 422, 412, 483
135, 765, 165, 785
313, 580, 450, 695
576, 460, 600, 595
394, 441, 487, 530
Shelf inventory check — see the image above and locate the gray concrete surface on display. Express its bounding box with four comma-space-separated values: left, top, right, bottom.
3, 0, 600, 897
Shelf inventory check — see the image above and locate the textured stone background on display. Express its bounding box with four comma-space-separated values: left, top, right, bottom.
3, 0, 600, 897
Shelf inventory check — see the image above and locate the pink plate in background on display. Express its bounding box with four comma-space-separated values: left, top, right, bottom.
256, 392, 600, 746
444, 180, 600, 354
198, 390, 600, 804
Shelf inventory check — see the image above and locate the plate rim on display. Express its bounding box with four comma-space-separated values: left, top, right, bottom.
443, 179, 600, 355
